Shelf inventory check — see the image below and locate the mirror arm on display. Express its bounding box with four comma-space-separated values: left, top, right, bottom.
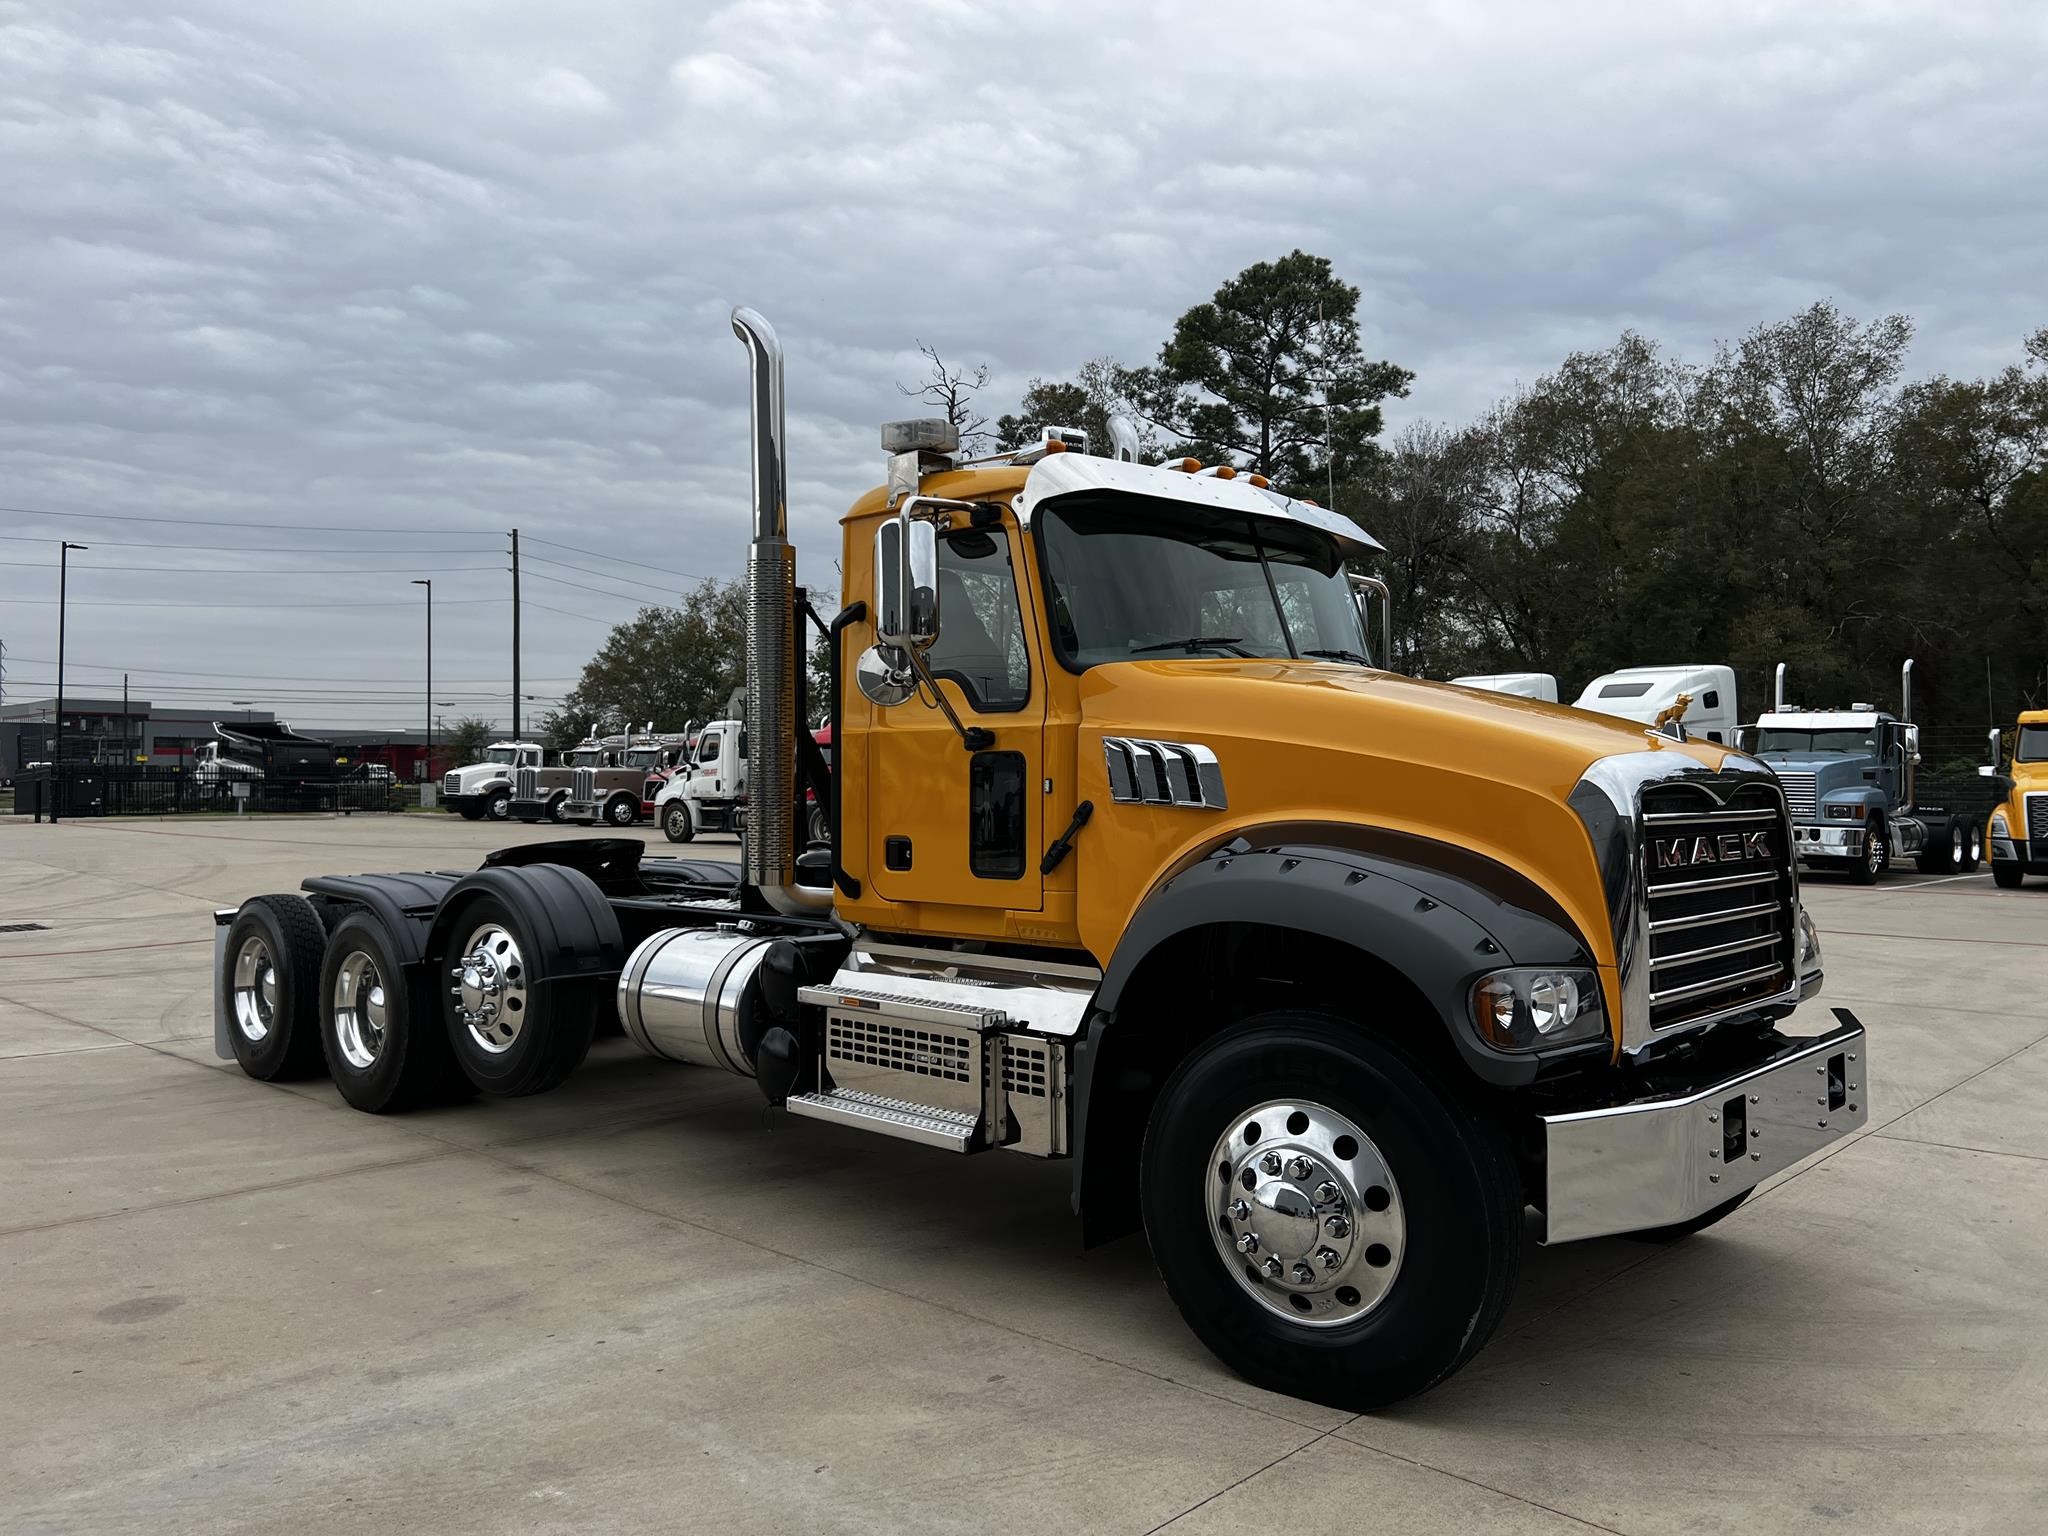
905, 648, 994, 752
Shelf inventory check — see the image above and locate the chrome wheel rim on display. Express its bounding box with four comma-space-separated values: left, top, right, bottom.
609, 797, 634, 825
451, 922, 526, 1054
231, 934, 278, 1043
489, 793, 510, 820
1868, 829, 1885, 875
1207, 1099, 1405, 1328
1952, 826, 1966, 868
330, 949, 389, 1069
666, 805, 687, 835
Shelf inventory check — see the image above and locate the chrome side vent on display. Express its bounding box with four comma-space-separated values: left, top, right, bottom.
515, 766, 537, 799
1102, 737, 1227, 810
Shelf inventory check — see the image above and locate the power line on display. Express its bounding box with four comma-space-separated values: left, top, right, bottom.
522, 569, 677, 606
0, 558, 504, 574
522, 535, 720, 583
0, 502, 500, 538
3, 653, 576, 683
0, 533, 496, 553
522, 600, 619, 625
3, 595, 508, 609
522, 551, 700, 595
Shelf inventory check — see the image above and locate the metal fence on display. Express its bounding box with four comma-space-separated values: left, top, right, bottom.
12, 764, 406, 819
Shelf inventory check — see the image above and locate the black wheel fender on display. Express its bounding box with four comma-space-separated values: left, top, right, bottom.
1073, 830, 1599, 1247
425, 863, 624, 988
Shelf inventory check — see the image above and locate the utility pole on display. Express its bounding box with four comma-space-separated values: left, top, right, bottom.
510, 527, 522, 741
54, 542, 87, 822
123, 672, 129, 762
412, 578, 433, 780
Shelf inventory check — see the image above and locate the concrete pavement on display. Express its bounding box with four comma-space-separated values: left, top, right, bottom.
3, 814, 2045, 1534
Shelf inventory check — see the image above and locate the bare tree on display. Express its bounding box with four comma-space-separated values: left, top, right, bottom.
898, 342, 992, 450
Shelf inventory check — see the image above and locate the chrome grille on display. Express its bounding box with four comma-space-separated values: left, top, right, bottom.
1775, 769, 1817, 822
515, 766, 537, 799
572, 767, 596, 800
1641, 785, 1796, 1032
2027, 793, 2048, 843
442, 772, 460, 796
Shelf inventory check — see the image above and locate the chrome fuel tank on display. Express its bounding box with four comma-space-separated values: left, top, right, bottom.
617, 926, 777, 1077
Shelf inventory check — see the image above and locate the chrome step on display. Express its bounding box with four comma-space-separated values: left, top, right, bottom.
783, 1088, 981, 1152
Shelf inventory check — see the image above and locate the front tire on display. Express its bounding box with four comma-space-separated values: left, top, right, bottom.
545, 792, 568, 824
663, 800, 695, 843
1140, 1014, 1520, 1411
605, 792, 639, 828
221, 895, 329, 1081
1849, 816, 1887, 884
457, 802, 486, 822
1993, 861, 2024, 889
485, 788, 512, 821
807, 802, 830, 847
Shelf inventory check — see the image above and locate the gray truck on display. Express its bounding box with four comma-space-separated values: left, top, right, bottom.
1739, 660, 1984, 882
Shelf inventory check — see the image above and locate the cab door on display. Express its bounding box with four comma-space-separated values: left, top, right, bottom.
867, 521, 1046, 914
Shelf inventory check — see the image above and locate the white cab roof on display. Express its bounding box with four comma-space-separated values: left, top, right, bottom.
1754, 711, 1882, 730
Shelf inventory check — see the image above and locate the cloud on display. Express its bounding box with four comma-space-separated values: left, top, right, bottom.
1, 0, 2043, 725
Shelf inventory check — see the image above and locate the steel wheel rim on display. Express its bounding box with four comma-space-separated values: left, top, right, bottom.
452, 921, 527, 1054
1206, 1099, 1405, 1328
489, 793, 510, 820
609, 797, 634, 825
1868, 828, 1885, 875
666, 804, 687, 835
331, 949, 389, 1069
231, 934, 278, 1043
1952, 826, 1966, 868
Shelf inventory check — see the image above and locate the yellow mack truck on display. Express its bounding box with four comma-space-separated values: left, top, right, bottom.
1987, 710, 2048, 888
211, 308, 1858, 1410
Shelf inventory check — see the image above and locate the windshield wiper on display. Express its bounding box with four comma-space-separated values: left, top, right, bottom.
1303, 648, 1372, 665
1129, 636, 1251, 656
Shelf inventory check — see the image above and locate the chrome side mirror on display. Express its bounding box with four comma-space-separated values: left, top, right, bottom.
874, 515, 939, 650
1347, 573, 1393, 670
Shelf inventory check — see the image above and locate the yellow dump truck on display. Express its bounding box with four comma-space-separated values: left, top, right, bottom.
1987, 710, 2048, 888
211, 308, 1860, 1411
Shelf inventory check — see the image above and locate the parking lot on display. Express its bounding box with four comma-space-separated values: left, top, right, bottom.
2, 813, 2044, 1535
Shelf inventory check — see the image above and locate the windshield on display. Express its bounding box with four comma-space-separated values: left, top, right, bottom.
624, 748, 662, 768
566, 750, 602, 768
2019, 725, 2048, 762
484, 748, 518, 765
1755, 728, 1879, 755
1038, 494, 1370, 667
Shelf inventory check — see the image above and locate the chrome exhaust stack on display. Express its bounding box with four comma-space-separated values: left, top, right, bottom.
1900, 657, 1914, 723
1774, 661, 1787, 710
732, 306, 830, 915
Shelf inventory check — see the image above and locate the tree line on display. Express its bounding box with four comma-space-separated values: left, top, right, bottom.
542, 251, 2046, 758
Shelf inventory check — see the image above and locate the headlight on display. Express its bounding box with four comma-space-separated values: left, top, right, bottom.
1824, 803, 1865, 821
1797, 905, 1821, 967
1991, 812, 2009, 837
1470, 967, 1605, 1052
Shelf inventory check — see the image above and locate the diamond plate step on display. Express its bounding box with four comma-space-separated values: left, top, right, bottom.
783, 1087, 980, 1152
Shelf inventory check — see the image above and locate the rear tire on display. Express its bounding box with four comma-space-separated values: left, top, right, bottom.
221, 895, 329, 1081
663, 800, 695, 843
1916, 817, 1959, 875
440, 891, 601, 1097
318, 912, 472, 1112
1140, 1012, 1520, 1411
807, 803, 830, 846
1962, 822, 1983, 873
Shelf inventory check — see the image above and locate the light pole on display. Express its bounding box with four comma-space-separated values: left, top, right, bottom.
53, 541, 87, 822
412, 579, 432, 780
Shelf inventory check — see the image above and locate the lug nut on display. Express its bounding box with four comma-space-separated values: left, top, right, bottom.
1291, 1262, 1315, 1284
1259, 1152, 1283, 1175
1285, 1156, 1314, 1181
450, 966, 465, 978
1228, 1199, 1250, 1221
1262, 1256, 1283, 1277
1314, 1181, 1340, 1204
1318, 1247, 1342, 1271
1325, 1216, 1350, 1238
1235, 1233, 1259, 1254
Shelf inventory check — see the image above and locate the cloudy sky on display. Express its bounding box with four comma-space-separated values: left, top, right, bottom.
3, 0, 2044, 733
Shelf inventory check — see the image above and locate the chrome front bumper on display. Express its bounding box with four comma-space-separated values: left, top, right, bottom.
1792, 823, 1864, 858
1540, 1011, 1867, 1243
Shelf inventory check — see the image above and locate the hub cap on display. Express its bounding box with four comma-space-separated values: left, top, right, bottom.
230, 935, 278, 1043
1208, 1099, 1405, 1327
331, 949, 389, 1069
451, 922, 527, 1053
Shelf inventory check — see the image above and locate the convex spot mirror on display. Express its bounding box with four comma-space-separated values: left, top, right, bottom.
874, 515, 939, 651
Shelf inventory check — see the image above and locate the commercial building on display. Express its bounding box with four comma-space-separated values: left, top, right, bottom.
0, 698, 440, 781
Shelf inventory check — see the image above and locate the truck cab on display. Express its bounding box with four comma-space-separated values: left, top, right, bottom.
1741, 660, 1980, 881
652, 719, 747, 843
1573, 665, 1739, 743
1452, 672, 1560, 702
442, 742, 547, 821
1987, 710, 2048, 888
212, 306, 1862, 1413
